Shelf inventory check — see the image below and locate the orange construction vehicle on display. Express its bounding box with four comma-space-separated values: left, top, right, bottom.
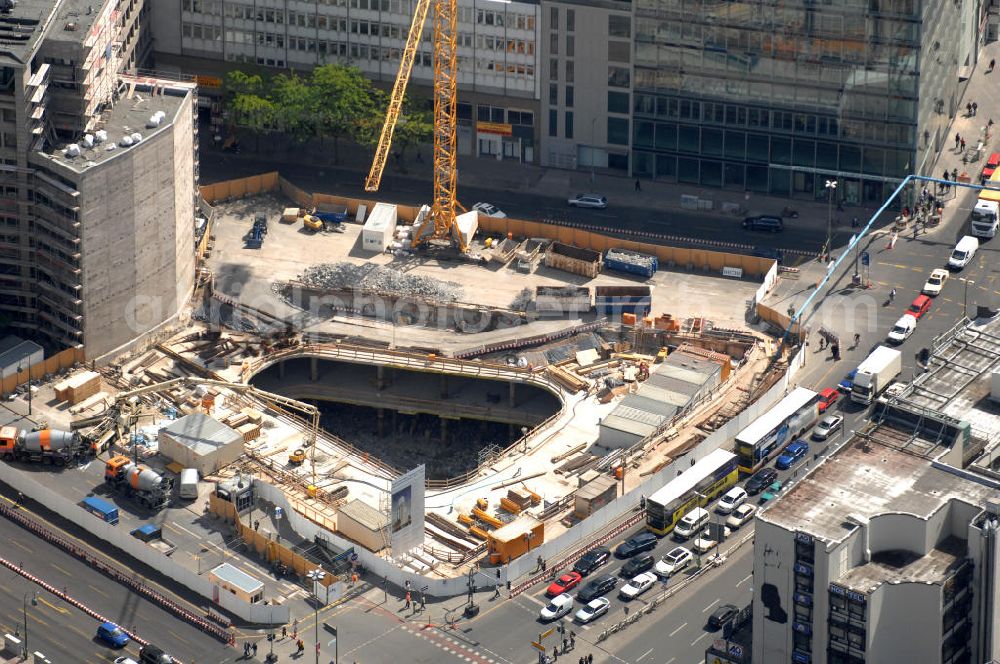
104, 455, 173, 510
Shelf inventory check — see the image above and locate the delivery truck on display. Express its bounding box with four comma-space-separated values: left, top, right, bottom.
851, 346, 902, 405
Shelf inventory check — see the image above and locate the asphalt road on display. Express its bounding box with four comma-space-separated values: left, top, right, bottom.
199, 152, 863, 256
0, 503, 237, 664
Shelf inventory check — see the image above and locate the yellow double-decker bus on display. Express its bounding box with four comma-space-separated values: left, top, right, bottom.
645, 449, 739, 536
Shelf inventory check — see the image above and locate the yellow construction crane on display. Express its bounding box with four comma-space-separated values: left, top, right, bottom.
364, 0, 464, 250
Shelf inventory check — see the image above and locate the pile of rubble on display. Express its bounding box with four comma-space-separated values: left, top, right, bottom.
297, 262, 464, 302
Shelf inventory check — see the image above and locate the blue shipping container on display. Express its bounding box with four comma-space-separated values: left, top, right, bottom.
82, 496, 119, 524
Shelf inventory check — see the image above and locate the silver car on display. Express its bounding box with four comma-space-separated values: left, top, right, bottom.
567, 193, 608, 209
812, 414, 843, 440
472, 202, 507, 218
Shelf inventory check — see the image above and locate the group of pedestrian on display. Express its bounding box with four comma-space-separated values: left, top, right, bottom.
578, 655, 595, 664
967, 101, 979, 117
956, 133, 967, 152
242, 642, 258, 659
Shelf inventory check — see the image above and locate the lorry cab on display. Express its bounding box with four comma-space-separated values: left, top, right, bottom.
948, 235, 979, 269
971, 200, 999, 238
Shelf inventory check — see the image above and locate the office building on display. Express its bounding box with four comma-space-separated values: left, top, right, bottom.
0, 0, 197, 360
150, 0, 541, 162
752, 317, 1000, 664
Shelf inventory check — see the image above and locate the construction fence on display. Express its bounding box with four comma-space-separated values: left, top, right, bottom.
0, 345, 85, 396
198, 173, 776, 279
755, 302, 805, 342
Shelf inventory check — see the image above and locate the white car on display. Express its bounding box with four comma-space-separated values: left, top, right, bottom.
726, 503, 757, 529
539, 593, 574, 621
574, 597, 611, 623
693, 536, 718, 555
923, 268, 948, 296
654, 546, 693, 577
619, 572, 657, 600
472, 202, 507, 218
567, 193, 608, 209
716, 486, 748, 515
114, 658, 140, 664
886, 314, 917, 344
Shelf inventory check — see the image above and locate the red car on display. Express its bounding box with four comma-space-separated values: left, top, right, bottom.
818, 387, 839, 412
546, 571, 582, 597
908, 294, 931, 319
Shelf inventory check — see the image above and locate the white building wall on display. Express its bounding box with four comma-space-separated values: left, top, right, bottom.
867, 583, 943, 664
752, 518, 797, 662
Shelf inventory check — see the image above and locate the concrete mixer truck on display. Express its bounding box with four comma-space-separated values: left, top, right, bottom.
0, 426, 95, 466
104, 455, 173, 510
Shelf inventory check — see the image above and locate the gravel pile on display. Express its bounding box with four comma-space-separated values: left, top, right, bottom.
299, 262, 463, 301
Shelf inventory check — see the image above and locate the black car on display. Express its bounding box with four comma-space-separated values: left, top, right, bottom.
139, 644, 175, 664
742, 215, 784, 232
577, 575, 617, 602
707, 603, 740, 630
573, 546, 611, 576
745, 468, 779, 495
615, 532, 657, 558
621, 553, 655, 578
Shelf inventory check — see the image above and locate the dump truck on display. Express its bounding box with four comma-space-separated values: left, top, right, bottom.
0, 426, 94, 466
104, 455, 173, 510
851, 346, 902, 405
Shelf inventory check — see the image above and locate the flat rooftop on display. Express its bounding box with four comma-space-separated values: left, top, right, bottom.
836, 535, 967, 593
0, 0, 54, 65
760, 430, 996, 542
37, 79, 191, 172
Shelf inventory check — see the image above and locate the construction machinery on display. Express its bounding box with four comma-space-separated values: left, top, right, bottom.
288, 448, 306, 466
0, 426, 95, 466
105, 455, 173, 510
302, 214, 324, 232
363, 0, 465, 250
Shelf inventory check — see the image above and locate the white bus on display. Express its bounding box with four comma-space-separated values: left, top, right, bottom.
735, 387, 820, 474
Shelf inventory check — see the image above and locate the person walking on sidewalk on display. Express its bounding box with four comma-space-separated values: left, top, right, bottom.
634, 178, 641, 192
961, 137, 967, 151
990, 58, 996, 73
973, 102, 979, 116
955, 132, 961, 149
967, 102, 973, 117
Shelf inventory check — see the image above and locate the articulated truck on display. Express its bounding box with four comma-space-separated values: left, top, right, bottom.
851, 346, 902, 405
0, 427, 95, 466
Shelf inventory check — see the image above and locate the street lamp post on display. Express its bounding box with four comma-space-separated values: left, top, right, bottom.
21, 591, 37, 659
307, 569, 326, 664
824, 179, 838, 260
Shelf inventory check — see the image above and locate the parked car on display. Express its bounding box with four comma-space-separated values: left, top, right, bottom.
654, 546, 693, 577
707, 604, 740, 629
616, 532, 658, 558
567, 193, 608, 209
621, 552, 656, 578
693, 534, 719, 555
573, 546, 611, 576
716, 486, 748, 515
539, 593, 574, 621
575, 597, 611, 624
472, 202, 507, 218
620, 572, 657, 600
742, 215, 784, 232
114, 658, 140, 664
838, 369, 858, 393
775, 440, 809, 470
578, 575, 618, 602
138, 644, 174, 664
97, 622, 130, 649
546, 572, 583, 597
726, 504, 757, 529
759, 481, 783, 504
745, 468, 779, 495
818, 387, 840, 412
812, 414, 844, 441
908, 294, 932, 319
887, 314, 917, 344
923, 269, 949, 296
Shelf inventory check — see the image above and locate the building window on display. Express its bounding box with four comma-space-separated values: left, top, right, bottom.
550, 32, 558, 55
566, 9, 575, 32
608, 118, 629, 145
565, 86, 573, 108
608, 67, 630, 88
608, 91, 629, 114
548, 109, 558, 137
566, 35, 574, 57
609, 15, 630, 38
565, 60, 574, 83
565, 111, 573, 139
608, 41, 630, 63
550, 6, 557, 26
550, 58, 558, 81
549, 83, 558, 106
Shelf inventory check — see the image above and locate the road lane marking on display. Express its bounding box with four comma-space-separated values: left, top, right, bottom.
737, 573, 752, 587
691, 632, 709, 646
50, 563, 71, 576
37, 597, 68, 614
702, 598, 719, 612
10, 539, 31, 553
165, 521, 200, 539
88, 584, 108, 598
669, 622, 687, 636
636, 647, 653, 661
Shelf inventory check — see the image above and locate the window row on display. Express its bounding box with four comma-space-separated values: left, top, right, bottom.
475, 35, 535, 55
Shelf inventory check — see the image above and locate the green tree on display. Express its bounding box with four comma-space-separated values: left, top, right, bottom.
270, 72, 315, 145
391, 97, 434, 167
223, 71, 274, 152
310, 64, 380, 163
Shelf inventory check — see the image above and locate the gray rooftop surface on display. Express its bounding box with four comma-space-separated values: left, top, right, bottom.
159, 413, 242, 455
339, 498, 389, 531
0, 0, 55, 65
836, 535, 967, 593
0, 335, 41, 368
37, 80, 190, 172
760, 434, 996, 542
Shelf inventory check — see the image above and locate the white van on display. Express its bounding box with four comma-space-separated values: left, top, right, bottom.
673, 507, 710, 541
179, 468, 199, 500
948, 235, 979, 270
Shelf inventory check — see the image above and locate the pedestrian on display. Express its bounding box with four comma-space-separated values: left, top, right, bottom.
890, 287, 897, 302
252, 643, 257, 657
570, 630, 576, 648
991, 58, 996, 72
493, 584, 501, 598
282, 625, 287, 639
563, 637, 568, 653
405, 591, 411, 608
579, 658, 585, 664
553, 645, 559, 661
244, 643, 250, 658
416, 150, 423, 163
541, 560, 547, 572
634, 178, 641, 192
974, 102, 979, 116
961, 137, 967, 150
588, 655, 594, 664
854, 333, 860, 346
253, 520, 259, 531
967, 102, 973, 116
955, 132, 961, 149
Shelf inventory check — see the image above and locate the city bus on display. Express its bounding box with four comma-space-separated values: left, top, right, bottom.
735, 386, 820, 474
645, 448, 739, 536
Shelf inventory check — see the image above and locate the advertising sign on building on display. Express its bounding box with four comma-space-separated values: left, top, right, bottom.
390, 465, 425, 554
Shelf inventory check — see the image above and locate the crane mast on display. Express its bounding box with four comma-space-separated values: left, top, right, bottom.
364, 0, 465, 250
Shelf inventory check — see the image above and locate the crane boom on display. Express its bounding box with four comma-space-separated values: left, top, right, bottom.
363, 0, 433, 193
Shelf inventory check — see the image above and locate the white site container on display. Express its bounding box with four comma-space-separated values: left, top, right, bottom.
455, 210, 479, 247
362, 202, 398, 252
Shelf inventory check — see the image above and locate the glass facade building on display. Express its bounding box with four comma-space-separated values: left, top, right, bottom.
631, 0, 970, 204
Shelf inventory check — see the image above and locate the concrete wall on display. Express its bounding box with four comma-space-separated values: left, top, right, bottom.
75, 91, 195, 359
868, 582, 942, 664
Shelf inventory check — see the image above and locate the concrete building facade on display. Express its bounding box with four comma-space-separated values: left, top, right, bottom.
150, 0, 542, 163
0, 0, 197, 360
